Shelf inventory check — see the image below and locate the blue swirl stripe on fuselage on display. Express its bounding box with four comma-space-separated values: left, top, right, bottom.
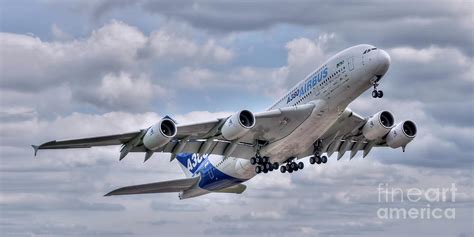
196, 159, 247, 191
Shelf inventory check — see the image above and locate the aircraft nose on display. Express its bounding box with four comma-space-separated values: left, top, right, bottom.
375, 49, 391, 76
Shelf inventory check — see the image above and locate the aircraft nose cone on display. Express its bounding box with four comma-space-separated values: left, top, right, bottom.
375, 49, 391, 76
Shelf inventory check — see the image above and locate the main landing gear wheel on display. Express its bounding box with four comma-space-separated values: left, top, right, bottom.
251, 154, 278, 174
250, 157, 257, 165
316, 156, 322, 164
281, 160, 304, 174
310, 155, 328, 165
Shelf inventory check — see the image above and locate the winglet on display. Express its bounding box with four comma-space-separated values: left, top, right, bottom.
31, 145, 39, 156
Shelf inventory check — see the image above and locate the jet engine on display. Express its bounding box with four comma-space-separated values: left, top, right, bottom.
362, 111, 395, 140
386, 120, 417, 149
221, 110, 255, 140
143, 118, 177, 150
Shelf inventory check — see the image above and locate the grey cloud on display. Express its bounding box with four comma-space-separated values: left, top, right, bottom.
89, 0, 472, 55
0, 198, 125, 212
150, 200, 207, 212
0, 20, 234, 113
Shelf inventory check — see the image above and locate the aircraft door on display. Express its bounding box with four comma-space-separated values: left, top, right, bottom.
348, 57, 354, 71
208, 169, 215, 180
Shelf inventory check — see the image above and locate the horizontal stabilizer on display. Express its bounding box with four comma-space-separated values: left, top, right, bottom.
214, 184, 247, 194
105, 176, 199, 196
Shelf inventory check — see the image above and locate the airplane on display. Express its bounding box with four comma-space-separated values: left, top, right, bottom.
33, 44, 417, 199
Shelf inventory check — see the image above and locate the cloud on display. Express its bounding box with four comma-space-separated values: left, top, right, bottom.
83, 0, 472, 56
78, 72, 167, 111
1, 1, 473, 236
0, 20, 234, 113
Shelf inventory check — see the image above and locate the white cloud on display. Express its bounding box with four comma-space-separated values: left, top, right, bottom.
0, 20, 234, 112
91, 72, 162, 110
51, 24, 72, 41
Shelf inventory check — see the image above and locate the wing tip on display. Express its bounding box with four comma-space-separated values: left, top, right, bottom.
31, 145, 39, 156
104, 190, 116, 196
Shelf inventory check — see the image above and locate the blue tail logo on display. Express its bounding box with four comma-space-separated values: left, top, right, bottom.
176, 153, 208, 174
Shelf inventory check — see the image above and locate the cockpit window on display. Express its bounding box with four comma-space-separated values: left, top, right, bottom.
363, 48, 377, 54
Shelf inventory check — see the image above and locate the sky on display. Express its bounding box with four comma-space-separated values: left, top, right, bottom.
0, 0, 473, 236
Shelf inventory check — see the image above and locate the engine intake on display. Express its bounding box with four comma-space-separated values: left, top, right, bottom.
362, 111, 395, 140
221, 110, 255, 140
386, 120, 417, 149
143, 118, 177, 150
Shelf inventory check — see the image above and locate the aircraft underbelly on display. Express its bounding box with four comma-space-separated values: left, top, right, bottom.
264, 107, 340, 162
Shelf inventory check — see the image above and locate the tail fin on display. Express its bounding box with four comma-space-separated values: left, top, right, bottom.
175, 153, 208, 178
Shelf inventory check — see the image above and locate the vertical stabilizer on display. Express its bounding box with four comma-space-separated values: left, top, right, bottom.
175, 153, 208, 177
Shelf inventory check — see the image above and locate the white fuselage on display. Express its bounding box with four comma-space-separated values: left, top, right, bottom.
184, 44, 391, 197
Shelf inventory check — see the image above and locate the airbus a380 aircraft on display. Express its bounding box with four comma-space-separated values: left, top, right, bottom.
33, 44, 417, 199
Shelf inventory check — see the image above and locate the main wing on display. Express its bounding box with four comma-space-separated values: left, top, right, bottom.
34, 104, 315, 161
298, 108, 417, 160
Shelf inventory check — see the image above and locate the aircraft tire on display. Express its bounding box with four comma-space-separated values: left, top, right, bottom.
250, 157, 257, 165
377, 90, 384, 98
372, 90, 378, 98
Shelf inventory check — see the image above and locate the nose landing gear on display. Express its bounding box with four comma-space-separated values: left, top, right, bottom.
371, 81, 383, 98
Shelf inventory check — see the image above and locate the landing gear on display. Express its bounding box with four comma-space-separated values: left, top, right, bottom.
371, 82, 383, 98
250, 157, 257, 165
251, 154, 279, 174
280, 158, 304, 174
309, 155, 327, 165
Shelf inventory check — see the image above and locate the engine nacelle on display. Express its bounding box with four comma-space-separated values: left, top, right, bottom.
362, 111, 395, 140
386, 120, 417, 149
143, 118, 177, 150
221, 110, 255, 140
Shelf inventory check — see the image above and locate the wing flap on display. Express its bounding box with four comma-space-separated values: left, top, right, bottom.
104, 176, 200, 196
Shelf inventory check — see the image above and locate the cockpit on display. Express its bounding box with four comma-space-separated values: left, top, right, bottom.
363, 47, 377, 54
